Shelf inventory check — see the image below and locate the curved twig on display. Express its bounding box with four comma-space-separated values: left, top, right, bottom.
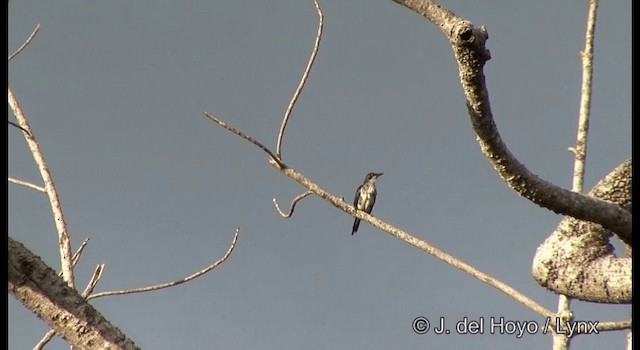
273, 191, 313, 218
390, 0, 630, 239
275, 0, 324, 159
8, 177, 46, 192
87, 228, 239, 299
8, 121, 31, 135
8, 23, 41, 62
203, 112, 285, 169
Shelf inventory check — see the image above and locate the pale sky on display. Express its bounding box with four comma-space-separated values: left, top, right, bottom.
9, 1, 631, 349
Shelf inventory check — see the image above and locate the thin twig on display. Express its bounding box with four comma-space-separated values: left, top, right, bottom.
8, 121, 31, 135
8, 23, 41, 62
273, 191, 313, 218
8, 177, 46, 192
32, 330, 56, 350
572, 0, 598, 194
553, 0, 598, 349
275, 0, 324, 159
88, 228, 239, 299
555, 1, 599, 346
203, 112, 286, 169
81, 264, 105, 297
70, 237, 90, 268
8, 87, 75, 288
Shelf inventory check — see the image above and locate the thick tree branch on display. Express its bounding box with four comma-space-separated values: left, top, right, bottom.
8, 237, 140, 350
389, 0, 631, 240
532, 160, 631, 304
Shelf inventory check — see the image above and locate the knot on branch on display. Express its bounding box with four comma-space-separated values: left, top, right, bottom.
450, 22, 491, 61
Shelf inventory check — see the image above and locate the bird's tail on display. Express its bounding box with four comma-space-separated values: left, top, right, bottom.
351, 218, 360, 235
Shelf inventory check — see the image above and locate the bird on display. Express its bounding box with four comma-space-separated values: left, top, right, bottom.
351, 172, 383, 235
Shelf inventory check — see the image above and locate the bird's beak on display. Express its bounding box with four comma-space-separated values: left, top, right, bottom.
374, 173, 383, 177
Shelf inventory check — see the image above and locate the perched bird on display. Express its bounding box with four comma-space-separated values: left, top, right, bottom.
351, 172, 383, 235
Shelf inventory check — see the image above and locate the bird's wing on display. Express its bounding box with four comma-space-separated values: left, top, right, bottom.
353, 185, 363, 206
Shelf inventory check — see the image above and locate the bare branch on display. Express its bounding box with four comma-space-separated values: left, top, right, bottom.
202, 113, 555, 317
88, 228, 239, 299
595, 320, 632, 332
35, 237, 91, 349
8, 87, 75, 288
275, 0, 324, 159
71, 237, 90, 268
278, 166, 554, 319
533, 160, 631, 303
34, 262, 104, 350
203, 112, 285, 169
9, 237, 140, 350
273, 191, 313, 218
32, 330, 56, 350
8, 23, 41, 62
555, 0, 600, 345
572, 0, 598, 193
390, 0, 631, 239
8, 177, 46, 192
81, 264, 105, 297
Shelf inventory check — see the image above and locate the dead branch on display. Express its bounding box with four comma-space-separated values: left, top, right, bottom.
555, 1, 601, 345
8, 23, 40, 62
389, 0, 631, 240
203, 112, 285, 169
533, 160, 631, 303
9, 237, 140, 350
203, 112, 557, 320
88, 228, 239, 299
273, 191, 313, 218
8, 177, 45, 193
275, 0, 324, 159
8, 87, 75, 289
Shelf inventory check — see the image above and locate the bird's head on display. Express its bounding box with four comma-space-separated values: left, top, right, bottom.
366, 172, 383, 181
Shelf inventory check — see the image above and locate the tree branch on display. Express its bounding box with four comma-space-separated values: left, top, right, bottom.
8, 23, 41, 62
8, 87, 76, 289
8, 237, 140, 350
88, 228, 239, 299
389, 0, 631, 240
273, 191, 313, 218
275, 0, 324, 159
533, 160, 631, 303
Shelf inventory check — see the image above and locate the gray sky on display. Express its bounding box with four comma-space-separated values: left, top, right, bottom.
8, 1, 630, 349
